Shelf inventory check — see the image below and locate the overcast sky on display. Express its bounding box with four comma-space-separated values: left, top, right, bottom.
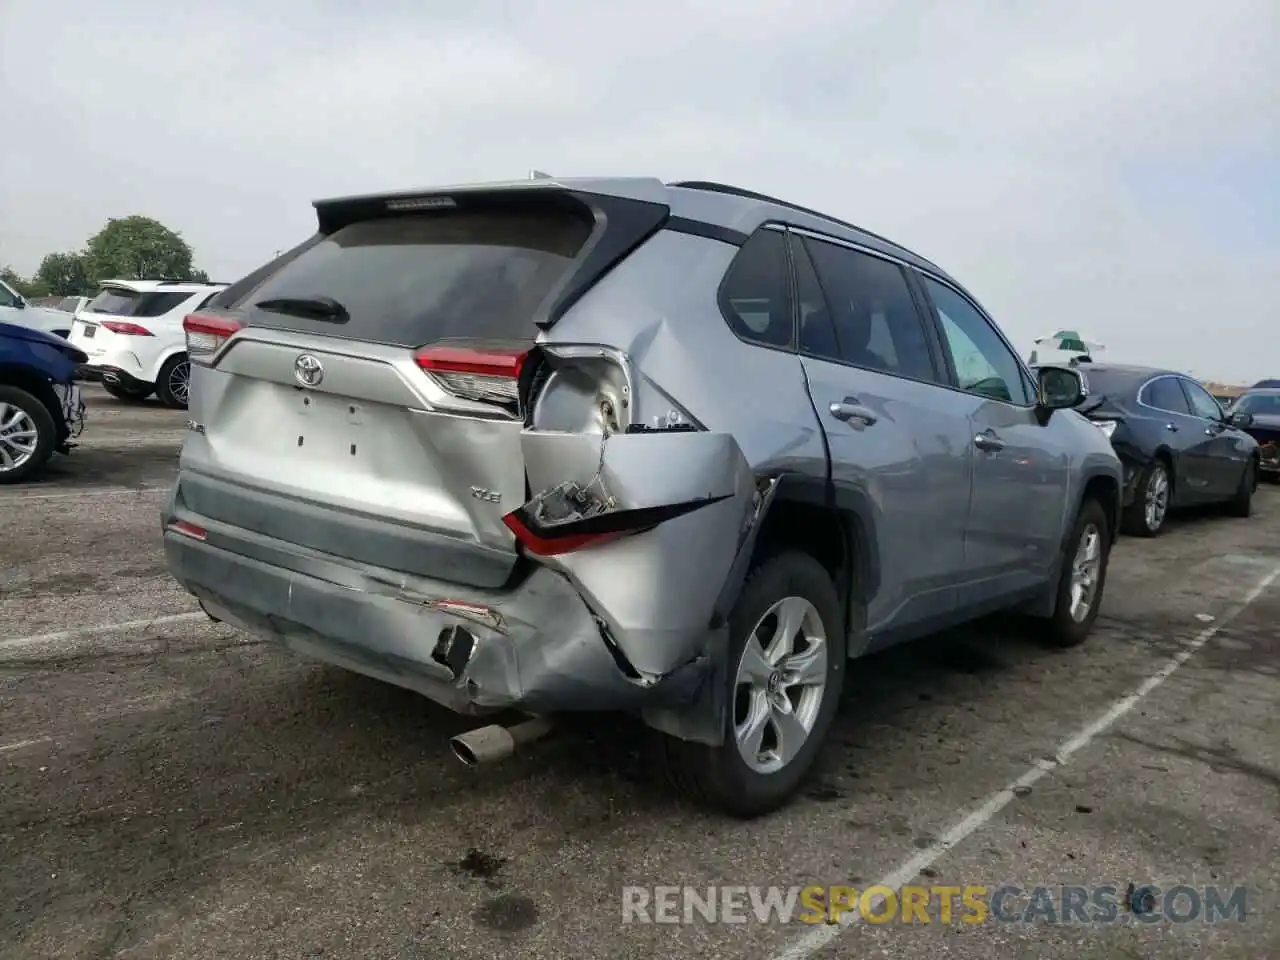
2, 0, 1276, 382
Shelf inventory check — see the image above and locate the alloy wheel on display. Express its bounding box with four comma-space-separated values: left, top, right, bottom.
732, 596, 829, 775
1145, 466, 1169, 531
168, 360, 191, 406
1068, 523, 1102, 622
0, 402, 39, 473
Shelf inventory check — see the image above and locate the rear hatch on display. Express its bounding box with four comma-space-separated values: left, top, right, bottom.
180, 185, 670, 589
68, 286, 196, 359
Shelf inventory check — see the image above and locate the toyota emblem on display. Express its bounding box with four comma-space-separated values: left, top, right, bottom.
294, 354, 324, 387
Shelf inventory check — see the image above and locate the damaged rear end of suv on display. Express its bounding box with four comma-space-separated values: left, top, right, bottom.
162, 177, 797, 813
162, 176, 1119, 817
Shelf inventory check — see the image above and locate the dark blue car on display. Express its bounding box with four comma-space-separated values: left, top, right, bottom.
0, 320, 89, 483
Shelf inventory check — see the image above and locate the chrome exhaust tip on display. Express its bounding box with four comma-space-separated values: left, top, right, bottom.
450, 718, 553, 766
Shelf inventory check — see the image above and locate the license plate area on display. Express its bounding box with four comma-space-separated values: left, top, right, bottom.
293, 390, 369, 461
79, 322, 96, 339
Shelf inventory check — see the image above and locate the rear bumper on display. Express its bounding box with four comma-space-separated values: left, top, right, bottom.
161, 504, 714, 718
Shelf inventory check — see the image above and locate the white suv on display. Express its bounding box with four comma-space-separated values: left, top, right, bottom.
67, 279, 227, 408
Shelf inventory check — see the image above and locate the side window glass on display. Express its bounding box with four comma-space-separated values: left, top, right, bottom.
719, 229, 794, 349
1142, 377, 1191, 414
801, 237, 936, 381
1181, 379, 1223, 420
194, 290, 222, 311
791, 234, 840, 361
0, 284, 18, 308
923, 276, 1030, 405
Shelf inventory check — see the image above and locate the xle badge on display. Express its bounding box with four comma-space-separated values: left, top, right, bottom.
470, 487, 502, 503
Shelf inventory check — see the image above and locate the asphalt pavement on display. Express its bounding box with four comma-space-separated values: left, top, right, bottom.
2, 386, 1277, 959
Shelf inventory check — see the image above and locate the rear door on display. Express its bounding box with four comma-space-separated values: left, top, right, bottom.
1136, 374, 1202, 498
788, 228, 971, 637
916, 273, 1071, 601
180, 199, 608, 589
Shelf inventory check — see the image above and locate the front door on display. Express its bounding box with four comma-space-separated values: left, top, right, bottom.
916, 273, 1072, 606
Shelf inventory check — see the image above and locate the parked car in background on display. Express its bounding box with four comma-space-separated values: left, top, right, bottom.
162, 176, 1122, 817
1226, 388, 1280, 480
57, 295, 92, 317
1044, 362, 1259, 536
66, 279, 227, 408
0, 278, 74, 339
0, 320, 87, 483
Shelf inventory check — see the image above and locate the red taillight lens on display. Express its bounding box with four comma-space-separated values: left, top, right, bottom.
413, 343, 529, 407
501, 511, 624, 557
183, 313, 242, 362
99, 321, 154, 336
167, 520, 208, 541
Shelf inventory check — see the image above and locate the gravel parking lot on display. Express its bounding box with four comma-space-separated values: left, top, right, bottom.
2, 386, 1278, 960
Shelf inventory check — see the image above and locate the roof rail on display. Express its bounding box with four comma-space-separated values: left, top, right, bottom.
668, 180, 942, 271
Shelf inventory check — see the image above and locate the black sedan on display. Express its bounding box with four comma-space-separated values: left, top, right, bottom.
1226, 388, 1280, 480
1044, 363, 1259, 537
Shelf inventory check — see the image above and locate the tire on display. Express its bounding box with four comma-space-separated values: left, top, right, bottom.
156, 354, 191, 410
1122, 459, 1171, 537
0, 385, 57, 485
658, 551, 847, 818
1225, 459, 1255, 518
102, 381, 155, 402
1044, 498, 1111, 648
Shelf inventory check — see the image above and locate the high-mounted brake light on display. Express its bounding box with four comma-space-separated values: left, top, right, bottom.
183, 313, 242, 361
99, 321, 154, 336
413, 344, 530, 407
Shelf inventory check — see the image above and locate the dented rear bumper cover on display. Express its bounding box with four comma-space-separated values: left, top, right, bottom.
160, 428, 756, 732
163, 519, 712, 716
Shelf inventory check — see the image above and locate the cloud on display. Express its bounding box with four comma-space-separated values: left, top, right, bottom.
1, 0, 1276, 380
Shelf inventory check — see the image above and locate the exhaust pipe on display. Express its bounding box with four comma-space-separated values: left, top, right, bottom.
451, 717, 554, 766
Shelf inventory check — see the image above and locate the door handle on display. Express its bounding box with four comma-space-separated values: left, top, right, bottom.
1165, 423, 1179, 433
973, 431, 1005, 452
829, 399, 877, 427
1204, 427, 1216, 436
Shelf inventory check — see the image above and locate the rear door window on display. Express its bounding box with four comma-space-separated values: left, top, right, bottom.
800, 236, 937, 382
1141, 376, 1191, 415
232, 209, 594, 347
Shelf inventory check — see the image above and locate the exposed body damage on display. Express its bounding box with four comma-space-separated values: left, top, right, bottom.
164, 426, 756, 727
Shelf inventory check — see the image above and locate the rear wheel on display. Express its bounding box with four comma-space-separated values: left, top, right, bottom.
1044, 498, 1111, 648
156, 354, 191, 409
1225, 459, 1255, 518
659, 551, 846, 818
102, 381, 155, 402
1122, 460, 1170, 537
0, 386, 57, 484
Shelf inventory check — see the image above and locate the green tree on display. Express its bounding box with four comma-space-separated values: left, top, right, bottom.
34, 251, 92, 296
0, 266, 48, 298
85, 216, 194, 282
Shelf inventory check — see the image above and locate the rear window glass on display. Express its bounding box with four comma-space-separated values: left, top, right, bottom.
88, 289, 192, 318
235, 210, 594, 347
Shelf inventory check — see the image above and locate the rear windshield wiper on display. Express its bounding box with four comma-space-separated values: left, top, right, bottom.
253, 295, 350, 323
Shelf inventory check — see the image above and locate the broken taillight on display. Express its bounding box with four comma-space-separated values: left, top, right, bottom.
413, 343, 530, 407
502, 493, 731, 557
183, 313, 243, 362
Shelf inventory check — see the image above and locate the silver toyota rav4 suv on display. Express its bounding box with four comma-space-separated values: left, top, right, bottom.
162, 178, 1122, 817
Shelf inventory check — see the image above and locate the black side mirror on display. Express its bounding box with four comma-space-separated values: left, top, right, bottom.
14, 295, 26, 309
1036, 365, 1087, 410
1228, 411, 1254, 428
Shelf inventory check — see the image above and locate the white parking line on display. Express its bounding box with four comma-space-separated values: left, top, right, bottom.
0, 487, 170, 504
0, 737, 52, 754
771, 563, 1280, 960
0, 612, 207, 651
